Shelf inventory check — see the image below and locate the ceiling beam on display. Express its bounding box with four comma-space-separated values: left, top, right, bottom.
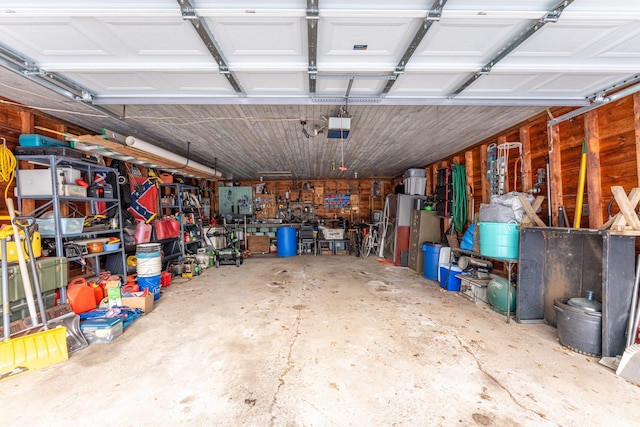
306, 0, 319, 93
449, 0, 575, 97
381, 0, 448, 95
93, 94, 589, 107
177, 0, 245, 95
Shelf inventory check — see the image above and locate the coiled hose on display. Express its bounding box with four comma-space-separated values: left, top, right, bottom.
451, 164, 468, 234
0, 138, 17, 203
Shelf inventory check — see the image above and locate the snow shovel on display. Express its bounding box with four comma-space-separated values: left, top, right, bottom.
0, 199, 68, 381
14, 215, 87, 354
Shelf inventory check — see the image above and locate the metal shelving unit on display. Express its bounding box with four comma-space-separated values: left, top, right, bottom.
15, 155, 128, 291
159, 183, 203, 259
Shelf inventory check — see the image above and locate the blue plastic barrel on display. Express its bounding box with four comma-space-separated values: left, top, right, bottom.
138, 274, 161, 300
421, 242, 444, 281
277, 227, 297, 257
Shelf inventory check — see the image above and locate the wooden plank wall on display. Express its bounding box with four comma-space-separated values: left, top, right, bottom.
0, 100, 93, 213
425, 95, 640, 232
225, 178, 393, 224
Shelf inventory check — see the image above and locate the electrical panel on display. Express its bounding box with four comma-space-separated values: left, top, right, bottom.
435, 167, 452, 217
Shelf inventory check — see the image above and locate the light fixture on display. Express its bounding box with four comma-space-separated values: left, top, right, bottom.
257, 171, 292, 176
301, 119, 326, 139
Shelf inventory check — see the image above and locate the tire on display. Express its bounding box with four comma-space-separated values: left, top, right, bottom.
362, 234, 372, 258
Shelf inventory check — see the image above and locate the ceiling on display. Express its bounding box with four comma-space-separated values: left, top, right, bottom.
0, 0, 639, 180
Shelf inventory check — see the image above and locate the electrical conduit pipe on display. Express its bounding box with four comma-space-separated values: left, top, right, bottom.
124, 136, 222, 178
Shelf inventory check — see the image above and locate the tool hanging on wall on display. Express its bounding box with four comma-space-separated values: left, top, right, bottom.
451, 164, 468, 234
487, 143, 498, 196
496, 142, 522, 195
573, 140, 587, 228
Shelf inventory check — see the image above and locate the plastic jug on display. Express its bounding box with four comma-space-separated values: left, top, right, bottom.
134, 220, 152, 244
67, 278, 97, 314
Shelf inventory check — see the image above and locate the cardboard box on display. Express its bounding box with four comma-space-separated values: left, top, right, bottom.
121, 293, 154, 313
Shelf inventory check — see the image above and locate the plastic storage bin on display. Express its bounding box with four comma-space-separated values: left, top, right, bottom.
404, 168, 426, 178
36, 218, 84, 236
439, 263, 463, 291
0, 257, 67, 303
320, 228, 344, 239
80, 317, 123, 343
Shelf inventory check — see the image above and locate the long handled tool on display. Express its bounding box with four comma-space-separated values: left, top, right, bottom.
6, 199, 37, 322
573, 140, 587, 228
14, 216, 87, 354
0, 200, 68, 381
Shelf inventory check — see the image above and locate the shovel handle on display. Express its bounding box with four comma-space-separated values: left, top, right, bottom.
6, 199, 38, 322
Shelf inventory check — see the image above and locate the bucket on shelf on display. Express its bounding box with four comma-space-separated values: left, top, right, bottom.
478, 221, 519, 259
276, 227, 297, 257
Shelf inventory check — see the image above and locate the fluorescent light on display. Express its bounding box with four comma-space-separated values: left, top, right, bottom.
257, 171, 292, 176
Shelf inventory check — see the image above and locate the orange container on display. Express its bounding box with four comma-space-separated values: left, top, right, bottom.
66, 278, 97, 314
159, 173, 173, 184
91, 283, 103, 304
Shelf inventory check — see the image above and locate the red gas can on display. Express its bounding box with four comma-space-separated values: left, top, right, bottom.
160, 271, 172, 288
66, 278, 97, 314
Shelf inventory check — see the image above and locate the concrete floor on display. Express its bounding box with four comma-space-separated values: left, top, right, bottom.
2, 255, 640, 426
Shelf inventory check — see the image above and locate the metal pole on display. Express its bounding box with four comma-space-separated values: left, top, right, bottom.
629, 255, 640, 348
2, 238, 10, 340
546, 158, 552, 226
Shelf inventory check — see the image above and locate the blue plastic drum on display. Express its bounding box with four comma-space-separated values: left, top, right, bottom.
276, 227, 297, 257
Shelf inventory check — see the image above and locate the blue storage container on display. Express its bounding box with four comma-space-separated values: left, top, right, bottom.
80, 317, 123, 343
439, 264, 463, 291
421, 242, 444, 281
138, 274, 161, 300
276, 227, 297, 257
19, 134, 68, 147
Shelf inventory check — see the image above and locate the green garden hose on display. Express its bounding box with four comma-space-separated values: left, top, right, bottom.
451, 164, 468, 234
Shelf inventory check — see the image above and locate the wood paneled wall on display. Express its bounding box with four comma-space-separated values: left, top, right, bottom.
426, 95, 640, 231
221, 178, 393, 223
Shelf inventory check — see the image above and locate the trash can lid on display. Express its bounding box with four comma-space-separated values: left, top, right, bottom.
421, 242, 445, 250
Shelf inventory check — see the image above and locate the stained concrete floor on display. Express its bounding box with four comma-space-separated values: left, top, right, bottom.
2, 255, 640, 426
